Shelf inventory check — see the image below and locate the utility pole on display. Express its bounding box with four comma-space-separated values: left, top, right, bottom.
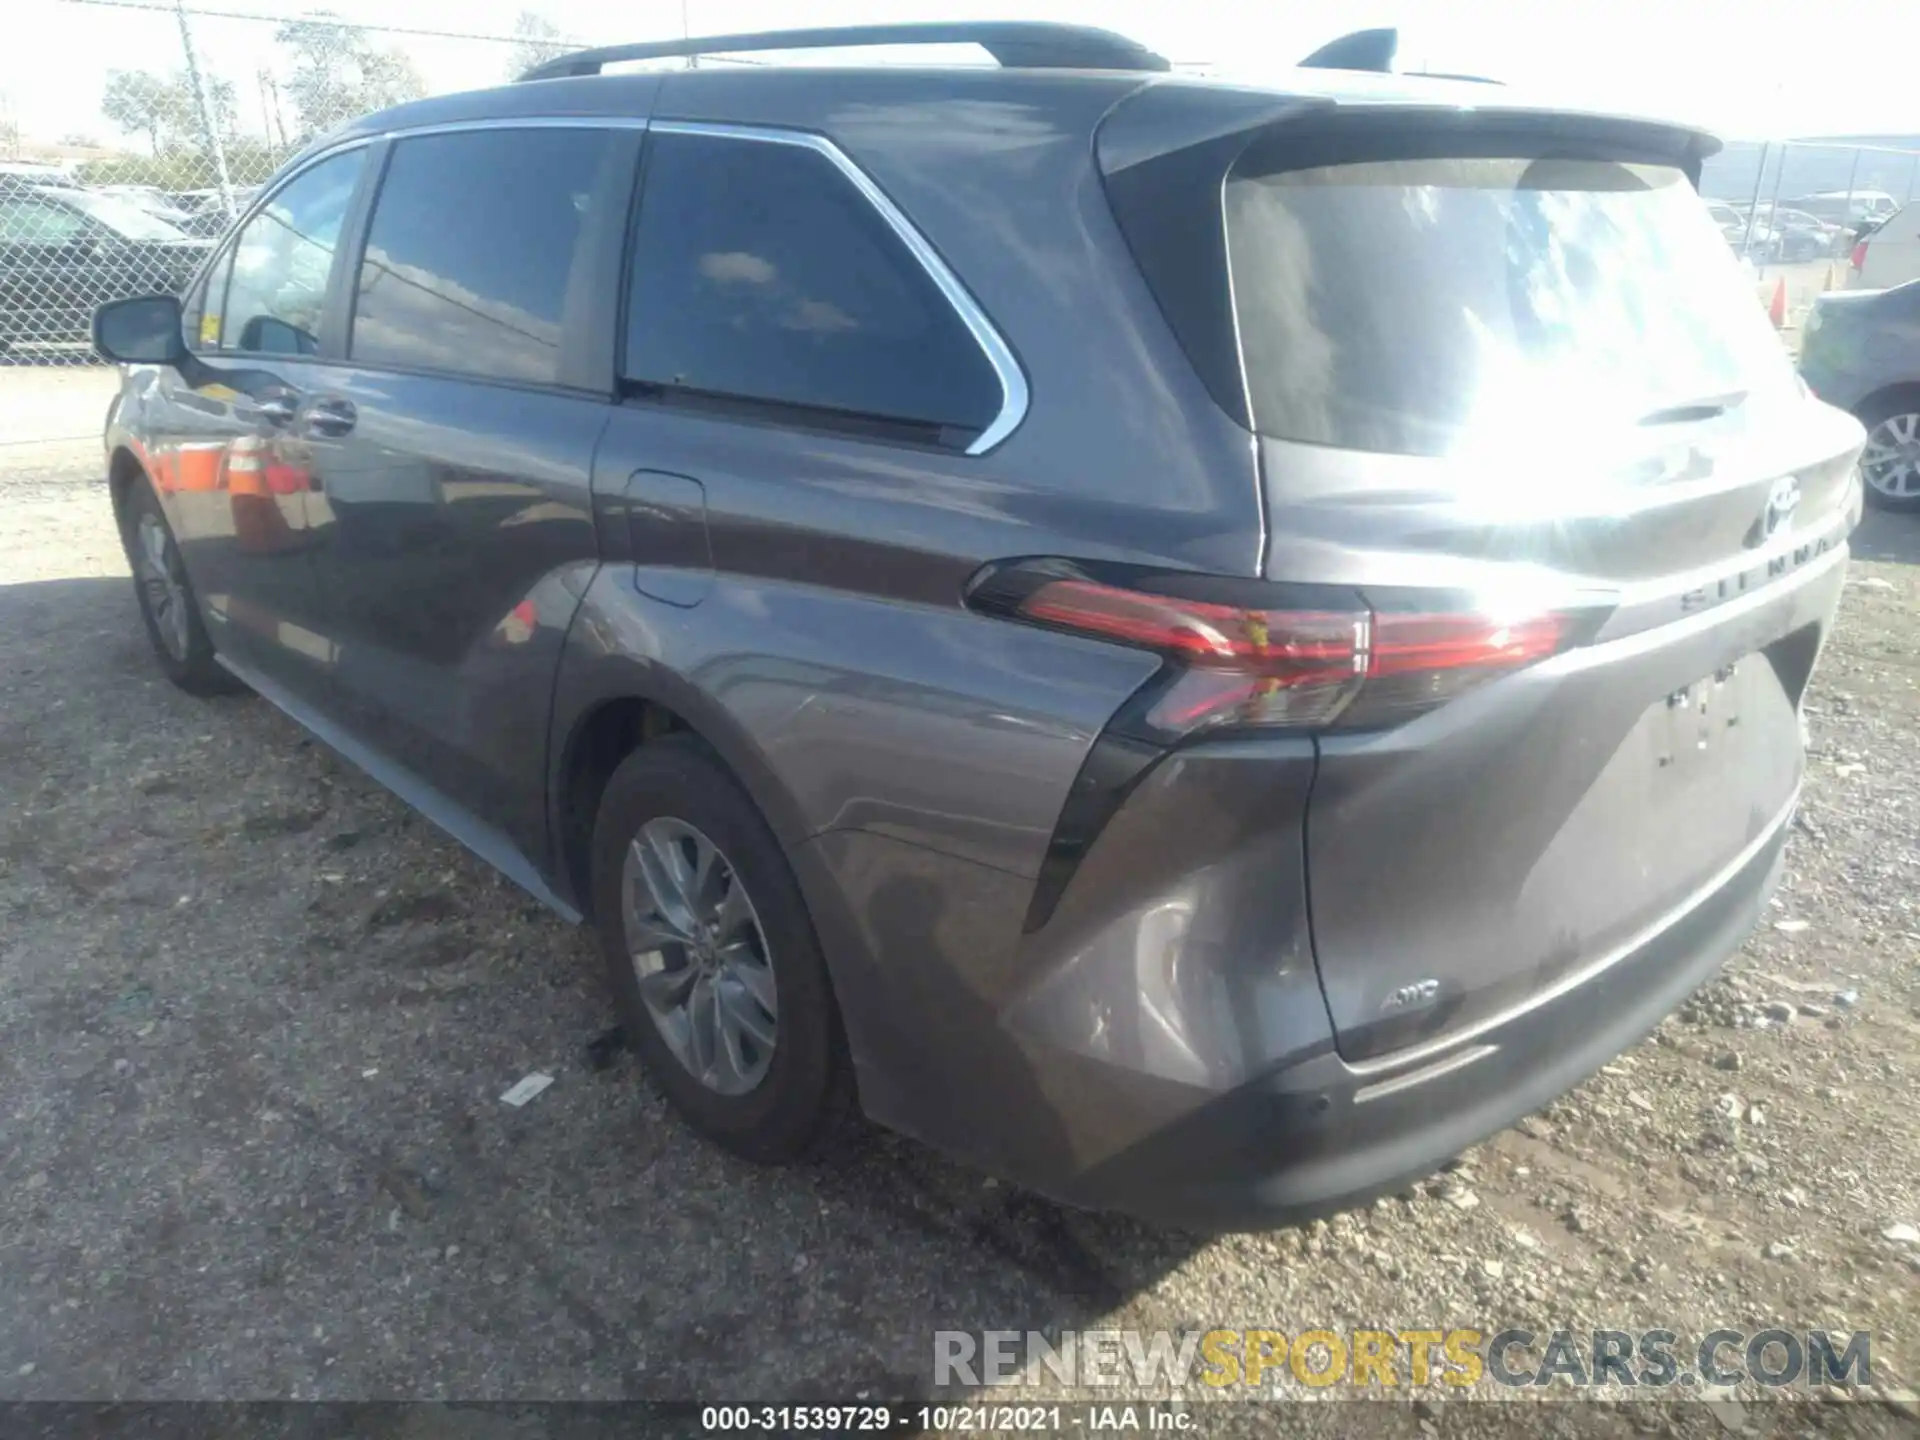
174, 0, 236, 217
258, 68, 287, 152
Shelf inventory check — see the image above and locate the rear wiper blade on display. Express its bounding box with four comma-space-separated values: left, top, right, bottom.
1636, 390, 1749, 426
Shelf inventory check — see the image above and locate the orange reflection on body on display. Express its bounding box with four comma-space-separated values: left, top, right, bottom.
174, 443, 224, 493
225, 436, 299, 554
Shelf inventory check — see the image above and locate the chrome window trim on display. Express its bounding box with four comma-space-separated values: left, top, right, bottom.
225, 114, 1030, 454
186, 140, 377, 355
650, 118, 1030, 456
218, 117, 651, 284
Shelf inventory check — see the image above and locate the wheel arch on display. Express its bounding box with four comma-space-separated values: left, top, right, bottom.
546, 654, 816, 925
107, 444, 148, 532
1854, 380, 1920, 426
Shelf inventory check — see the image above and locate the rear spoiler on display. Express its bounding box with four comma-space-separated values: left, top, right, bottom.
1095, 85, 1721, 429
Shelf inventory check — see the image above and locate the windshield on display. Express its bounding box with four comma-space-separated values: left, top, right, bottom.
1224, 156, 1796, 458
54, 189, 194, 242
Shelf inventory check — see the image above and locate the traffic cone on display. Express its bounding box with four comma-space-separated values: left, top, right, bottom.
1768, 275, 1787, 328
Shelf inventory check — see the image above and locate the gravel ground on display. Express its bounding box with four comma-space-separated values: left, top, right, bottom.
2, 436, 1918, 1436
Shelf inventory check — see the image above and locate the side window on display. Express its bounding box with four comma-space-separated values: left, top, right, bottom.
350, 128, 614, 385
223, 149, 366, 356
0, 196, 92, 245
623, 131, 1003, 444
183, 247, 234, 352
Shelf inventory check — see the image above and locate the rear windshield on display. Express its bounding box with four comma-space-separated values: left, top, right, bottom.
56, 189, 194, 243
1224, 156, 1795, 457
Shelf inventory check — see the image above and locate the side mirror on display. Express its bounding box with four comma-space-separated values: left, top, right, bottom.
236, 314, 319, 356
93, 295, 187, 366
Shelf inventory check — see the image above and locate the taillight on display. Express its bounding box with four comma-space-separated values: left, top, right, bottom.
1851, 240, 1868, 270
969, 562, 1589, 739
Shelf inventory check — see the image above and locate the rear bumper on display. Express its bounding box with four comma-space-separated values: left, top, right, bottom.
1059, 797, 1791, 1229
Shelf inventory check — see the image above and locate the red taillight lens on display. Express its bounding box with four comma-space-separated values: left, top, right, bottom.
1352, 610, 1570, 727
1367, 611, 1567, 675
1850, 240, 1868, 270
979, 568, 1580, 738
1020, 579, 1364, 678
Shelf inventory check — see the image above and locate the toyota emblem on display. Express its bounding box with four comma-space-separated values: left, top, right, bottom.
1757, 476, 1801, 545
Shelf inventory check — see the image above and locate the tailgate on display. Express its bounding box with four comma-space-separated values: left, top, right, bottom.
1305, 519, 1849, 1061
1216, 127, 1867, 1062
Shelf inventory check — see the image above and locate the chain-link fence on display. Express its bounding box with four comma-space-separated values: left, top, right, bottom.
2, 0, 597, 361
5, 2, 1919, 362
1702, 138, 1920, 263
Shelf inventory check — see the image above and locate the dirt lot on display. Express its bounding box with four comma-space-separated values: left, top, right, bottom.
2, 412, 1918, 1435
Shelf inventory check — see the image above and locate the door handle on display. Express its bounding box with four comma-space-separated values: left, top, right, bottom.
253, 393, 296, 426
304, 396, 357, 438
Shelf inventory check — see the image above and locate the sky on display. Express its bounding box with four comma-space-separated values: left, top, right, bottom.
4, 0, 1917, 150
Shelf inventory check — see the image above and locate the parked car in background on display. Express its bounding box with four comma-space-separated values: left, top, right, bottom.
0, 161, 80, 196
1848, 201, 1920, 291
1770, 207, 1848, 261
1707, 199, 1748, 244
0, 185, 209, 352
98, 183, 208, 234
1801, 280, 1920, 509
167, 187, 254, 238
1707, 200, 1778, 259
1788, 190, 1901, 231
93, 22, 1864, 1228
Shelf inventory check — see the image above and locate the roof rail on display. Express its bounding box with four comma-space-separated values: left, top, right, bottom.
517, 22, 1171, 82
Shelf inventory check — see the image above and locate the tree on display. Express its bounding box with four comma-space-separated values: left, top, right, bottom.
506, 11, 571, 80
101, 70, 173, 156
81, 138, 281, 193
275, 13, 426, 138
100, 69, 238, 156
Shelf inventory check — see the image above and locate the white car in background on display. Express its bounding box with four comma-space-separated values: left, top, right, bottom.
1706, 199, 1780, 258
1851, 202, 1920, 290
1789, 189, 1901, 231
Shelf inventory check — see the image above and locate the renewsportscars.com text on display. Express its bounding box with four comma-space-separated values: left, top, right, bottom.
934, 1327, 1872, 1390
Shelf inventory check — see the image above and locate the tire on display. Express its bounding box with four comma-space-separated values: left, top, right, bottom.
1855, 389, 1920, 513
121, 474, 245, 695
590, 734, 853, 1162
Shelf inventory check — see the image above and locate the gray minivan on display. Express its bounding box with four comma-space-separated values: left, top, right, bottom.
92, 23, 1864, 1227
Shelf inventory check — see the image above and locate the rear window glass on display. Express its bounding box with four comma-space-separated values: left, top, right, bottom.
624, 130, 1002, 442
1224, 157, 1796, 457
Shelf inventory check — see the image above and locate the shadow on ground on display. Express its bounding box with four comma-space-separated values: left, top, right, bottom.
1851, 505, 1920, 565
0, 574, 1207, 1402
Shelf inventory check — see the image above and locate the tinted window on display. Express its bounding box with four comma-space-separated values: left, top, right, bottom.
1225, 156, 1796, 457
625, 131, 1001, 441
351, 128, 613, 384
0, 196, 91, 244
223, 151, 364, 355
184, 247, 233, 351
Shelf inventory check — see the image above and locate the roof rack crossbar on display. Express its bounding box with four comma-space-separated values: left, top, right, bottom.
518, 22, 1170, 81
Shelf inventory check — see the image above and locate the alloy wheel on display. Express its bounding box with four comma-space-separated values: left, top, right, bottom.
621, 817, 778, 1096
135, 512, 192, 661
1862, 411, 1920, 501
